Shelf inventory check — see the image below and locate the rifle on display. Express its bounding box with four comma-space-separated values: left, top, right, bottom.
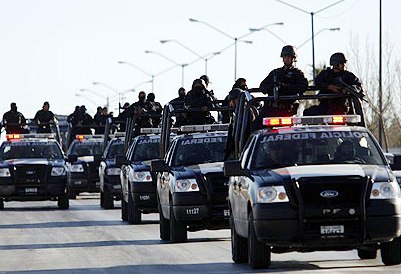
336, 78, 367, 102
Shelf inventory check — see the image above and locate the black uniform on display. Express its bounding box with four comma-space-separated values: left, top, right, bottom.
315, 68, 363, 114
33, 109, 55, 133
3, 110, 26, 134
184, 88, 214, 125
259, 65, 308, 96
169, 95, 186, 127
146, 100, 162, 128
259, 66, 308, 117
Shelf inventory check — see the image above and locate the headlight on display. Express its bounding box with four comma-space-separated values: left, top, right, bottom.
0, 168, 11, 177
70, 164, 84, 172
132, 171, 152, 182
106, 168, 121, 176
175, 179, 199, 192
51, 167, 66, 176
257, 186, 289, 203
370, 182, 401, 199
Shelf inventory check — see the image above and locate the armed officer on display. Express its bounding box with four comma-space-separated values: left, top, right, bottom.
2, 103, 27, 134
315, 52, 364, 114
33, 101, 55, 133
184, 78, 214, 125
259, 45, 308, 116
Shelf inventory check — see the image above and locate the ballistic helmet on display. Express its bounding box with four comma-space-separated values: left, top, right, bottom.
330, 52, 347, 66
280, 45, 297, 58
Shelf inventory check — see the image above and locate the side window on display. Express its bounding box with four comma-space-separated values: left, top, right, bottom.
240, 135, 257, 169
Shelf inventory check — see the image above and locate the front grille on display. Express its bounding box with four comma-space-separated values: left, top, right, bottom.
87, 162, 100, 181
14, 165, 48, 185
204, 173, 229, 206
291, 176, 368, 239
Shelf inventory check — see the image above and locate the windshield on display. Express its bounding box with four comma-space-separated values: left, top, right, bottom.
131, 138, 160, 162
68, 141, 104, 156
172, 136, 227, 167
0, 142, 63, 160
107, 142, 125, 159
252, 130, 386, 170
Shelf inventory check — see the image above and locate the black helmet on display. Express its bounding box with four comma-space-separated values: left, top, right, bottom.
280, 45, 297, 58
330, 52, 347, 66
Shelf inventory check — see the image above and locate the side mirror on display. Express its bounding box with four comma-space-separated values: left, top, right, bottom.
384, 153, 394, 165
390, 154, 401, 171
67, 155, 78, 162
151, 159, 170, 173
116, 155, 130, 166
224, 160, 249, 177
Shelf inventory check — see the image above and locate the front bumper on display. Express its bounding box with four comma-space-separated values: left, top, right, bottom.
130, 181, 157, 211
252, 200, 401, 248
68, 174, 100, 192
172, 192, 230, 228
0, 178, 67, 201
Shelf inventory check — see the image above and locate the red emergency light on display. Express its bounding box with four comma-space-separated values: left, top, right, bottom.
6, 134, 20, 140
263, 117, 293, 127
76, 135, 85, 142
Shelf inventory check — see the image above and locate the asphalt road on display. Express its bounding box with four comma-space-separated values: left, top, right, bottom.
0, 195, 400, 274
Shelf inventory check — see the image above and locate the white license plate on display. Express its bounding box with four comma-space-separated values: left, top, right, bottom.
320, 225, 344, 235
25, 188, 37, 193
74, 181, 82, 185
113, 185, 121, 189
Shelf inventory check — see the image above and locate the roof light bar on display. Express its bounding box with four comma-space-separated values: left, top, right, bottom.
263, 115, 361, 127
180, 124, 229, 133
6, 133, 56, 140
140, 128, 162, 134
76, 135, 104, 141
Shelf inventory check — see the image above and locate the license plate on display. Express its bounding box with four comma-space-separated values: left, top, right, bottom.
25, 188, 37, 193
113, 185, 121, 189
74, 181, 82, 185
320, 225, 344, 235
223, 209, 230, 217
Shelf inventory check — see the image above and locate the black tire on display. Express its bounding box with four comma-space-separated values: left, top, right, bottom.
381, 236, 401, 266
357, 248, 377, 260
158, 200, 170, 240
231, 216, 248, 263
128, 193, 141, 224
68, 187, 77, 200
0, 198, 4, 209
100, 191, 104, 208
121, 198, 128, 221
103, 192, 114, 209
248, 212, 271, 269
169, 200, 187, 243
58, 193, 70, 209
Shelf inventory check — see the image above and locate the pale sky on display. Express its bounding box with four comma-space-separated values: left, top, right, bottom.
0, 0, 398, 118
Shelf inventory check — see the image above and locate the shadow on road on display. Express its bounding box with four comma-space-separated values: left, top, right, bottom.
0, 220, 124, 229
0, 239, 162, 251
6, 261, 391, 274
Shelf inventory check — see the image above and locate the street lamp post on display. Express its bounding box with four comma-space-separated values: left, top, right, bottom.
189, 18, 283, 80
79, 88, 109, 110
145, 50, 187, 87
92, 82, 121, 114
159, 39, 221, 75
117, 61, 155, 92
296, 28, 340, 49
274, 0, 347, 82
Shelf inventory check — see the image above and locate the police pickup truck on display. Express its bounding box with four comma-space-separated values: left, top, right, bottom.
225, 89, 401, 268
66, 135, 104, 198
151, 124, 229, 243
99, 133, 125, 209
0, 133, 68, 209
119, 128, 162, 224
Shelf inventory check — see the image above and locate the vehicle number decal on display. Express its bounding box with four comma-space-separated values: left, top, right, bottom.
140, 195, 150, 200
320, 225, 344, 235
223, 210, 230, 217
186, 208, 199, 215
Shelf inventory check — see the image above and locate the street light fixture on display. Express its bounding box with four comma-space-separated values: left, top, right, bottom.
189, 18, 283, 80
274, 0, 347, 82
145, 50, 187, 87
79, 88, 109, 109
296, 27, 340, 49
92, 81, 122, 114
117, 61, 155, 92
160, 39, 220, 74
